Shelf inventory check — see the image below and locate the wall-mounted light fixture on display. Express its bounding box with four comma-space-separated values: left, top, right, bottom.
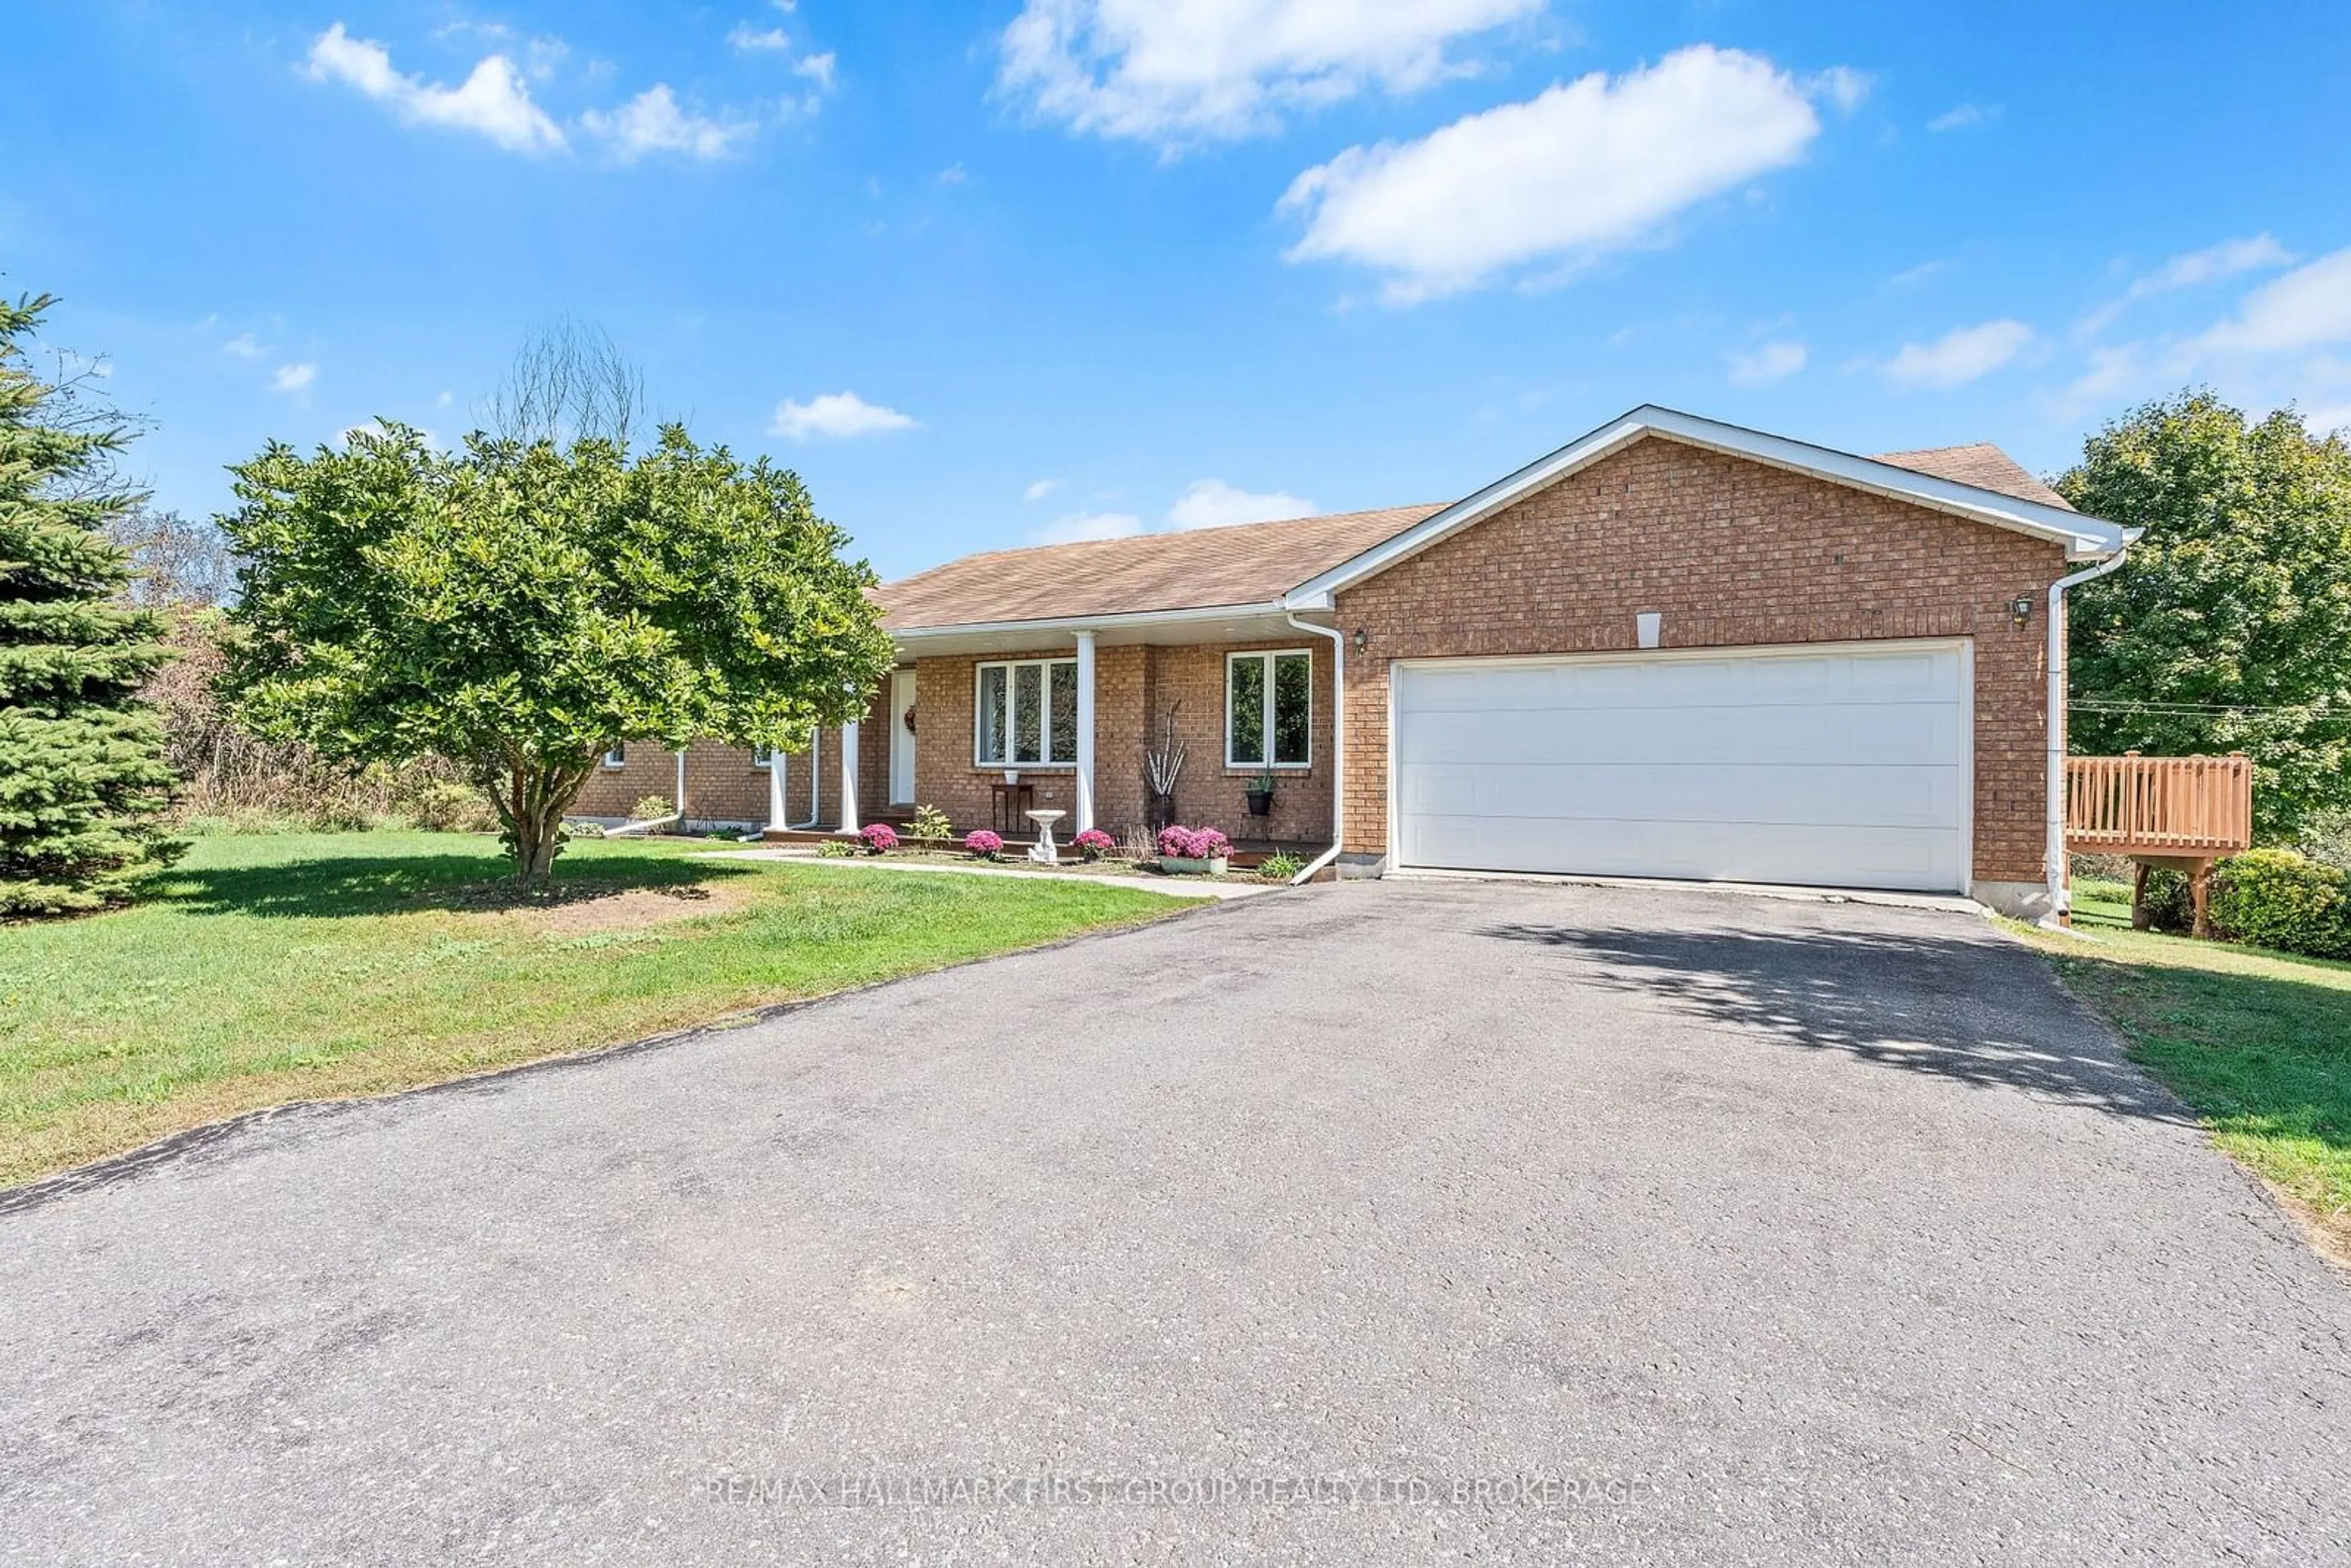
1351, 628, 1367, 653
2010, 594, 2035, 625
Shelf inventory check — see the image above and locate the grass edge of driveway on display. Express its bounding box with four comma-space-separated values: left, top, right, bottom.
0, 831, 1195, 1196
2004, 897, 2350, 1272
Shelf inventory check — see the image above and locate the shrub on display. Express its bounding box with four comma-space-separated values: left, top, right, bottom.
1073, 828, 1115, 861
1258, 851, 1304, 881
964, 829, 1003, 860
860, 822, 899, 854
910, 804, 953, 841
411, 779, 493, 833
2208, 849, 2351, 959
1157, 825, 1229, 861
632, 794, 674, 824
815, 838, 855, 858
2137, 867, 2195, 934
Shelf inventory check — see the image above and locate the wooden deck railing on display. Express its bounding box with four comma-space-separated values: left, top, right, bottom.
2064, 752, 2254, 857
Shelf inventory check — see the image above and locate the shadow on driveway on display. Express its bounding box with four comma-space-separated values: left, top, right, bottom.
1478, 918, 2199, 1127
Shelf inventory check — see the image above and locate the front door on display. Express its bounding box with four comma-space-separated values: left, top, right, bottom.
888, 669, 917, 805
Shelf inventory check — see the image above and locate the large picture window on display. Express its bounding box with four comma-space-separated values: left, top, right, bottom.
1227, 650, 1311, 769
975, 658, 1078, 766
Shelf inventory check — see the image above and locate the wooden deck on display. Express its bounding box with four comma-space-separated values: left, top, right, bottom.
2064, 752, 2254, 934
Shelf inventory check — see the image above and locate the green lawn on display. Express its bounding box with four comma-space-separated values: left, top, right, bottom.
0, 831, 1179, 1188
2024, 877, 2351, 1263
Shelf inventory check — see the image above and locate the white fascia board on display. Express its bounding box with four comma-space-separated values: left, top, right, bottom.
1283, 405, 2129, 609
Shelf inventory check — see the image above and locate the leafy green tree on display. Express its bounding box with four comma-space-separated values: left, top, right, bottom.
220, 423, 893, 881
0, 294, 180, 914
2058, 390, 2351, 842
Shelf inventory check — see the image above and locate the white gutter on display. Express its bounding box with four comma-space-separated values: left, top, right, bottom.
674, 748, 688, 825
1285, 613, 1344, 885
2045, 544, 2134, 925
890, 600, 1292, 647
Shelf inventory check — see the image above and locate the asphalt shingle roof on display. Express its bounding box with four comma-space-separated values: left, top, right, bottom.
877, 437, 2066, 632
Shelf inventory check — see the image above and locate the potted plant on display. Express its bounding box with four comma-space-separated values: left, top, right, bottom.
1073, 828, 1115, 862
858, 822, 899, 855
964, 828, 1003, 861
1157, 825, 1230, 876
1245, 770, 1276, 817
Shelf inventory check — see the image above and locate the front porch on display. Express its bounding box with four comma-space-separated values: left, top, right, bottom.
758, 615, 1344, 860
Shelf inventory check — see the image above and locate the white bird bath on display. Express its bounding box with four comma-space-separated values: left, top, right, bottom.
1025, 809, 1065, 866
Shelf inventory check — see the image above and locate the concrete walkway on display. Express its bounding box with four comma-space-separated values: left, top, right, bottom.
699, 846, 1278, 898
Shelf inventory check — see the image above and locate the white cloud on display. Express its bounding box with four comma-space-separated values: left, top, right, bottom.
304, 22, 565, 154
1927, 102, 1999, 132
1164, 478, 1316, 530
1878, 320, 2034, 389
1727, 340, 1807, 386
793, 51, 838, 92
435, 389, 454, 408
2195, 246, 2351, 356
2303, 402, 2351, 436
2061, 343, 2146, 405
270, 362, 318, 395
1883, 321, 2039, 388
1036, 510, 1144, 544
938, 162, 970, 185
223, 332, 266, 361
580, 84, 756, 162
1810, 66, 1871, 114
2081, 233, 2295, 334
1279, 46, 1829, 303
729, 24, 792, 52
998, 0, 1540, 148
770, 391, 919, 440
1023, 477, 1062, 500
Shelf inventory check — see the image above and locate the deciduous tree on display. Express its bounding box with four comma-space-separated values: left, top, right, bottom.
2059, 390, 2351, 842
220, 422, 892, 880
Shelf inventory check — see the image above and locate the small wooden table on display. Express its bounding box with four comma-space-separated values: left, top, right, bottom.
989, 781, 1035, 836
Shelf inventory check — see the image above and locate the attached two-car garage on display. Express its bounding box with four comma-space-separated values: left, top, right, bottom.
1389, 640, 1971, 894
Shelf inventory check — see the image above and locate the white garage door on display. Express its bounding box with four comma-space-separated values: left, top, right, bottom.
1392, 641, 1970, 893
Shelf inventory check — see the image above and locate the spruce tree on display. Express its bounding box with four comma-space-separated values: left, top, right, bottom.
0, 294, 178, 913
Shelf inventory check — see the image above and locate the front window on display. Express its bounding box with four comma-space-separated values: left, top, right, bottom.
751, 746, 774, 769
975, 658, 1079, 766
1227, 650, 1311, 768
602, 743, 626, 768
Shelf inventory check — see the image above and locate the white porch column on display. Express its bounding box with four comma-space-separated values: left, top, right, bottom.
838, 721, 860, 835
1074, 629, 1097, 835
765, 747, 786, 834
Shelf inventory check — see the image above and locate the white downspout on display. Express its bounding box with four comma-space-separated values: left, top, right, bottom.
787, 727, 824, 831
673, 748, 688, 828
1286, 613, 1344, 885
2045, 546, 2132, 925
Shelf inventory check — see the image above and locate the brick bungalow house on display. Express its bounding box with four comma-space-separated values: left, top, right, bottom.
573, 406, 2133, 918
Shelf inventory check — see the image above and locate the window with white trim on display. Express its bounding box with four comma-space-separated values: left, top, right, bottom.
1226, 650, 1311, 769
974, 658, 1078, 767
751, 746, 774, 770
602, 743, 627, 768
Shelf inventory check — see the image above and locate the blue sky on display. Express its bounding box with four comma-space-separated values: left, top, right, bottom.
8, 1, 2349, 578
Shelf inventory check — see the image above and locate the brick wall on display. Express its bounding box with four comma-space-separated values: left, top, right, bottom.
566, 686, 893, 830
909, 640, 1334, 846
1330, 435, 2067, 885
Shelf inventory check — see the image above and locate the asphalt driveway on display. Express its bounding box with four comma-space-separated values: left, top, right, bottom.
4, 877, 2347, 1564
